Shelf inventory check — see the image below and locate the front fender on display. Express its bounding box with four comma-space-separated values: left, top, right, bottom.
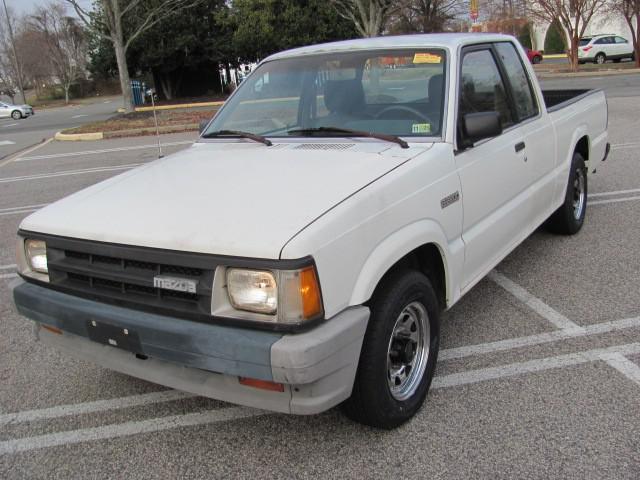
349, 219, 457, 307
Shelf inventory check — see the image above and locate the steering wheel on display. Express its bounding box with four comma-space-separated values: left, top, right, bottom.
375, 105, 432, 124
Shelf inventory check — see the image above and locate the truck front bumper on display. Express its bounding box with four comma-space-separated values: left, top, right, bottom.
13, 280, 369, 415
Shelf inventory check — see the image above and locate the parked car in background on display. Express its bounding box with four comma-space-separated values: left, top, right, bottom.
525, 47, 543, 64
579, 34, 635, 64
0, 101, 34, 120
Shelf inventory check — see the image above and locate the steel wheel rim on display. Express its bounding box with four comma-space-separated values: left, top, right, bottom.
386, 301, 430, 401
596, 55, 605, 64
573, 167, 585, 220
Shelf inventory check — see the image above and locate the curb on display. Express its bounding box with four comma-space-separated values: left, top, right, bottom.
54, 131, 104, 141
537, 68, 640, 78
56, 124, 199, 141
116, 101, 224, 113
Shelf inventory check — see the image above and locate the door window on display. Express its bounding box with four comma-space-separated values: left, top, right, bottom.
495, 42, 538, 121
459, 49, 514, 131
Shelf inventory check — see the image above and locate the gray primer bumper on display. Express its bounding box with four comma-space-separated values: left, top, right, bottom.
13, 280, 369, 414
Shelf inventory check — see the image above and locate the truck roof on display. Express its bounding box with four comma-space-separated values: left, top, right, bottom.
265, 33, 518, 61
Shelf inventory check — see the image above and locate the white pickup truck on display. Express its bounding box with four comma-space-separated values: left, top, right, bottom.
13, 34, 609, 428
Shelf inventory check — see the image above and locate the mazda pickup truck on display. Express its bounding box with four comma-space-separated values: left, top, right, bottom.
12, 34, 609, 428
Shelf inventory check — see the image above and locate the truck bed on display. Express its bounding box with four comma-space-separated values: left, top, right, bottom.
542, 89, 597, 112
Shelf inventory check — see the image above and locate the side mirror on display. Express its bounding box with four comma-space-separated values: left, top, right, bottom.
461, 112, 502, 146
199, 120, 209, 134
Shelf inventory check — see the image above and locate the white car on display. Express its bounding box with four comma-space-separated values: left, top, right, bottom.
0, 100, 34, 119
12, 34, 609, 428
578, 34, 635, 64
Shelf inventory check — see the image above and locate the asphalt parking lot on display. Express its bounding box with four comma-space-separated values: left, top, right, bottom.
1, 74, 639, 479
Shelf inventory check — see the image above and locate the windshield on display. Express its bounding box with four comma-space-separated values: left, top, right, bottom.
205, 49, 447, 139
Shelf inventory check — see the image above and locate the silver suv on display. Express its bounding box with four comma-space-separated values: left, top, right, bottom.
578, 34, 635, 64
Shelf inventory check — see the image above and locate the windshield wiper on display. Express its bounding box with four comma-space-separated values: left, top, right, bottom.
287, 126, 409, 149
202, 129, 272, 146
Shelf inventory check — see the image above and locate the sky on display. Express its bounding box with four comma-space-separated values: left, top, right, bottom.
5, 0, 93, 16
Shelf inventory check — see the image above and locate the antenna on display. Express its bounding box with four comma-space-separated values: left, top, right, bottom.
149, 88, 163, 158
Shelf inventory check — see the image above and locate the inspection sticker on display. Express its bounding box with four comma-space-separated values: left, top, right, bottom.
412, 123, 431, 134
413, 53, 442, 64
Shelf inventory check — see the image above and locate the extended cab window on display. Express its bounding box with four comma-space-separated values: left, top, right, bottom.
495, 42, 538, 121
459, 49, 514, 130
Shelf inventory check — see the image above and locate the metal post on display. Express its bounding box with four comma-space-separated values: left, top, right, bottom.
2, 0, 26, 104
150, 89, 163, 159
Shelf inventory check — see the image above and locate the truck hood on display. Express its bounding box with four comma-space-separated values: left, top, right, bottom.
21, 141, 431, 258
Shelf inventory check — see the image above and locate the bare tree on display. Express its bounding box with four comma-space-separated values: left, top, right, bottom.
606, 0, 639, 67
390, 0, 466, 33
330, 0, 398, 37
31, 3, 87, 104
529, 0, 607, 71
65, 0, 203, 113
0, 2, 26, 103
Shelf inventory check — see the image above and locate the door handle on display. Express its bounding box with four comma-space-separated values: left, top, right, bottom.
515, 141, 526, 152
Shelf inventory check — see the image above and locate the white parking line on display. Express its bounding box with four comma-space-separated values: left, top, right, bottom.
3, 342, 640, 454
590, 188, 640, 198
0, 273, 17, 279
0, 208, 41, 217
0, 140, 16, 146
0, 406, 266, 455
0, 390, 196, 426
71, 114, 88, 118
600, 353, 640, 386
487, 271, 583, 331
0, 163, 142, 184
590, 195, 640, 206
16, 140, 193, 162
440, 316, 640, 360
0, 263, 16, 270
0, 203, 49, 213
611, 142, 640, 150
432, 342, 640, 389
3, 123, 18, 128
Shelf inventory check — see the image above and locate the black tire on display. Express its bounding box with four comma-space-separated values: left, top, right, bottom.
547, 152, 587, 235
343, 270, 440, 429
11, 110, 21, 120
595, 53, 606, 64
532, 55, 542, 64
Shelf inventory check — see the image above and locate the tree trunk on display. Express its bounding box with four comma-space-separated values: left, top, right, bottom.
113, 36, 133, 113
569, 35, 579, 72
64, 85, 70, 104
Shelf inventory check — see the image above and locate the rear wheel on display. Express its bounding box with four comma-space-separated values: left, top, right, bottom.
11, 110, 21, 120
343, 270, 440, 429
532, 55, 542, 64
547, 152, 587, 235
595, 53, 606, 64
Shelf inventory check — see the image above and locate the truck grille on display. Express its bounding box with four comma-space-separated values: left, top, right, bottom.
42, 237, 216, 320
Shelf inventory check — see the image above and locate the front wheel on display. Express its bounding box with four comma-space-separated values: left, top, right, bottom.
546, 152, 587, 235
11, 110, 21, 120
343, 270, 440, 429
532, 55, 542, 64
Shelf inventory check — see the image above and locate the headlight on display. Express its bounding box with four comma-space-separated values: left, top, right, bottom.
225, 266, 323, 324
227, 269, 277, 314
25, 239, 48, 273
16, 237, 49, 282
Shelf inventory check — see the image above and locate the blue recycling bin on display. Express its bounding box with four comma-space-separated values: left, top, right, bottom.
130, 80, 143, 106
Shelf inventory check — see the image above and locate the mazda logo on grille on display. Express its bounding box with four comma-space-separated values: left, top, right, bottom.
153, 275, 198, 293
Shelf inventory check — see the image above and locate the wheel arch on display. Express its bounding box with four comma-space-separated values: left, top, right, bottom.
349, 220, 451, 310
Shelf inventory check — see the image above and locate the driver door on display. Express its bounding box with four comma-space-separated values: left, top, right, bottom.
455, 45, 532, 290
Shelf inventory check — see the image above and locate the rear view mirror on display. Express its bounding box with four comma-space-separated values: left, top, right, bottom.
461, 112, 502, 146
199, 120, 209, 134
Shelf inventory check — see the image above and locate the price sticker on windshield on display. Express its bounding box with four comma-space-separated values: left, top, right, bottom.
413, 53, 442, 64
